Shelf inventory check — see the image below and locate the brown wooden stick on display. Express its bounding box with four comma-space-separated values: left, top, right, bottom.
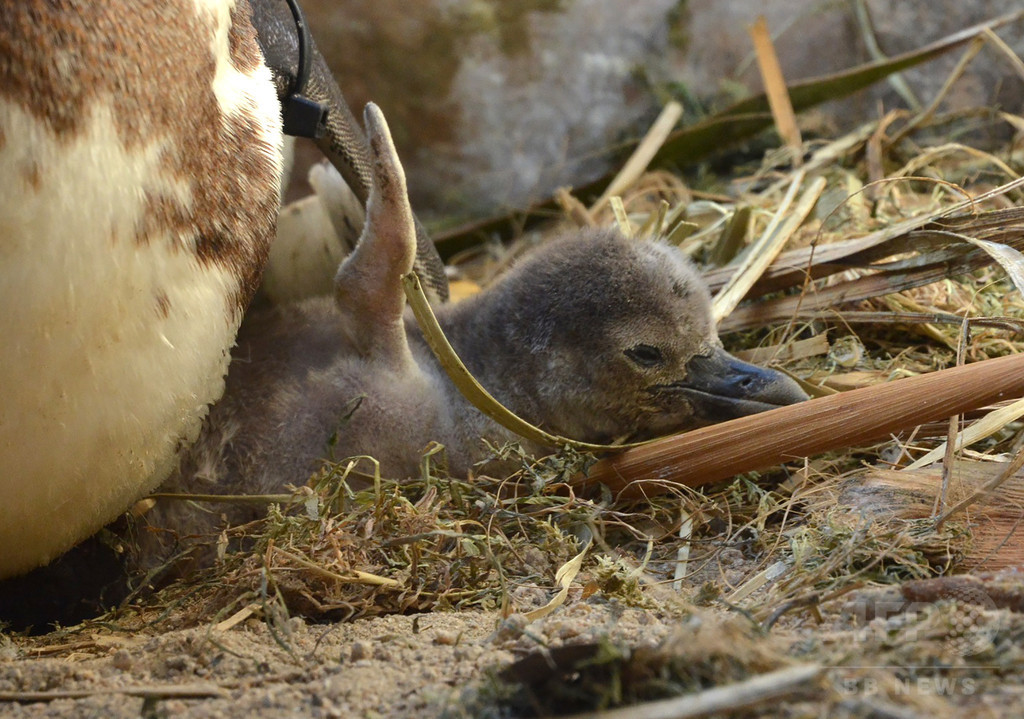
581, 353, 1024, 499
0, 684, 227, 703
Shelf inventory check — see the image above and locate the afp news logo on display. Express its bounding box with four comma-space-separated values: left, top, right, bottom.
835, 673, 979, 697
846, 578, 1001, 658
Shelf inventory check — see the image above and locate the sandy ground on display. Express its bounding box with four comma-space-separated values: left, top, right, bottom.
0, 603, 686, 718
3, 610, 509, 718
5, 577, 1024, 718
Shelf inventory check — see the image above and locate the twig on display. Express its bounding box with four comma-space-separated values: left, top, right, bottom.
726, 561, 789, 604
23, 639, 101, 657
935, 445, 1024, 530
749, 16, 802, 159
269, 546, 400, 587
909, 396, 1024, 470
213, 603, 261, 632
0, 684, 228, 703
672, 508, 693, 591
866, 111, 905, 197
983, 27, 1024, 82
733, 335, 830, 364
889, 35, 986, 145
611, 197, 632, 237
561, 664, 825, 719
555, 187, 596, 228
591, 101, 683, 212
935, 318, 970, 515
713, 172, 824, 323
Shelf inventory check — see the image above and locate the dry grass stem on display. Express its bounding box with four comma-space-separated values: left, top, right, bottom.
909, 396, 1024, 469
712, 171, 811, 322
749, 16, 802, 159
592, 101, 683, 212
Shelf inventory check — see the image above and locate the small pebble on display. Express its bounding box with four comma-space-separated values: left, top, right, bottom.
111, 649, 132, 671
550, 622, 582, 641
164, 655, 189, 672
373, 645, 392, 661
349, 640, 372, 661
432, 630, 459, 646
492, 614, 529, 642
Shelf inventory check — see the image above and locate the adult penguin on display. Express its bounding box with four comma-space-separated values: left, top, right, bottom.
0, 0, 446, 579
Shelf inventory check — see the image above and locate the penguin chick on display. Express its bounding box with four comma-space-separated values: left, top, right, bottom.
144, 104, 807, 558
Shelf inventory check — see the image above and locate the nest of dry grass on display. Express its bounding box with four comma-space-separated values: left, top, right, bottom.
119, 58, 1024, 642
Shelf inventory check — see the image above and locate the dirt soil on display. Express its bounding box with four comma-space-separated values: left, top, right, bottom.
5, 568, 1024, 718
0, 604, 681, 718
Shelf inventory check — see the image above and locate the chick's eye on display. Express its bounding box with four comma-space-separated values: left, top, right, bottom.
624, 344, 664, 367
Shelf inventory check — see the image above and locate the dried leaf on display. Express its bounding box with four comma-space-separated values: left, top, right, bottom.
522, 540, 591, 622
907, 397, 1024, 470
961, 236, 1024, 296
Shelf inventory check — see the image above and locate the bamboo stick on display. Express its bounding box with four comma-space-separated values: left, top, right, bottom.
581, 353, 1024, 499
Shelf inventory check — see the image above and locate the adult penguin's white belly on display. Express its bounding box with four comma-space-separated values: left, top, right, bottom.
0, 0, 283, 577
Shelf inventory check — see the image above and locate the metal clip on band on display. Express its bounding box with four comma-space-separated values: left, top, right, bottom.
282, 0, 328, 139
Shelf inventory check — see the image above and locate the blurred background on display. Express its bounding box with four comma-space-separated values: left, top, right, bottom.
291, 0, 1024, 221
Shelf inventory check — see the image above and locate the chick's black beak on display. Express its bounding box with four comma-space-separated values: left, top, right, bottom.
672, 347, 809, 422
